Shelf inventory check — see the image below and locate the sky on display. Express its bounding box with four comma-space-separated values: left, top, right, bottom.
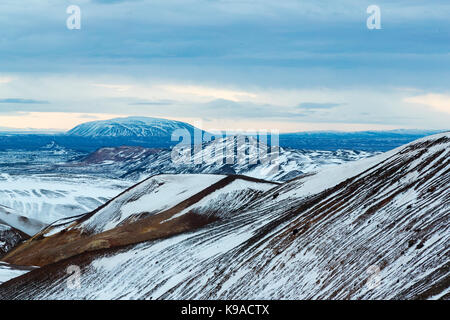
0, 0, 449, 132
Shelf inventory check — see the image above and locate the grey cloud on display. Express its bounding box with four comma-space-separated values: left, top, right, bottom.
128, 100, 175, 106
200, 99, 308, 119
70, 98, 310, 120
297, 102, 342, 109
0, 0, 447, 91
0, 98, 49, 104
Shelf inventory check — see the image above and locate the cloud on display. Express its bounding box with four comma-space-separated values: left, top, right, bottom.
0, 77, 13, 84
78, 114, 102, 119
297, 102, 342, 109
0, 0, 448, 92
0, 72, 448, 130
129, 100, 174, 106
404, 93, 450, 114
0, 98, 48, 104
199, 99, 307, 119
92, 84, 132, 92
0, 112, 126, 130
159, 85, 257, 102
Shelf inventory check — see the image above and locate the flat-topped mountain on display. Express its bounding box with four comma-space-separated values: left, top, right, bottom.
67, 116, 199, 138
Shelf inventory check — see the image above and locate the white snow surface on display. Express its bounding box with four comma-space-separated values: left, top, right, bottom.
0, 174, 131, 225
0, 263, 36, 285
0, 205, 46, 236
166, 179, 276, 221
78, 174, 226, 233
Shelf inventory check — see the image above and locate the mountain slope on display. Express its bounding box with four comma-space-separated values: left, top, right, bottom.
1, 133, 448, 299
62, 136, 377, 182
0, 224, 27, 256
0, 205, 45, 256
2, 174, 277, 267
67, 116, 199, 138
0, 263, 36, 285
0, 205, 45, 236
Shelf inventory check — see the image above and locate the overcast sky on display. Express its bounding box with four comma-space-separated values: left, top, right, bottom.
0, 0, 449, 132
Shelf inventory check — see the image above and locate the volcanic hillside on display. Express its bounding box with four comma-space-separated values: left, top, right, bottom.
2, 174, 277, 267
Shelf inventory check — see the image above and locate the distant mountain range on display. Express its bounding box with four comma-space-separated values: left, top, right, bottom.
0, 116, 446, 151
0, 132, 379, 183
57, 136, 378, 182
279, 129, 446, 151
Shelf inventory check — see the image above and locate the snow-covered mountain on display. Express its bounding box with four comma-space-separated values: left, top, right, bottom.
1, 132, 448, 299
63, 136, 378, 182
66, 116, 199, 138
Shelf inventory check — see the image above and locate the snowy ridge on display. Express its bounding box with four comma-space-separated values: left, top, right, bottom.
66, 135, 377, 182
0, 133, 449, 299
78, 174, 227, 234
168, 179, 275, 220
0, 205, 45, 236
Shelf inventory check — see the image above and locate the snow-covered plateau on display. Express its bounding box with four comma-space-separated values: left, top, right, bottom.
66, 116, 198, 138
